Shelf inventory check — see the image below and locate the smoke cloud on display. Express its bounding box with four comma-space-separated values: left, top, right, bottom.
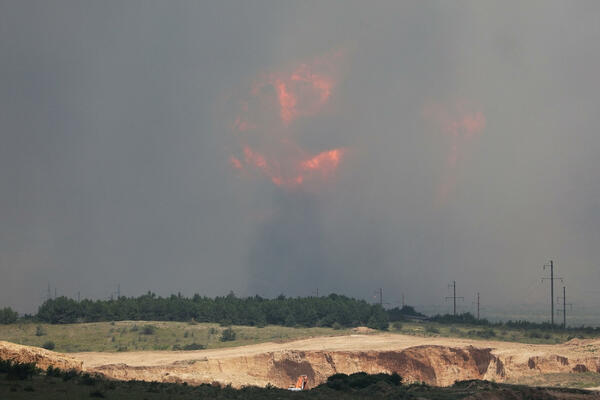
1, 1, 600, 324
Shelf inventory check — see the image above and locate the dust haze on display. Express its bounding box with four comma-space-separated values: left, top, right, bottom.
1, 1, 599, 321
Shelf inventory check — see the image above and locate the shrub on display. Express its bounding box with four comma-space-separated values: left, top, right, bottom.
35, 325, 46, 336
0, 360, 39, 380
46, 366, 62, 377
172, 343, 206, 351
325, 372, 403, 391
220, 327, 236, 342
392, 322, 403, 331
62, 369, 79, 381
425, 325, 440, 334
332, 322, 343, 330
42, 341, 55, 350
141, 325, 156, 335
526, 331, 542, 339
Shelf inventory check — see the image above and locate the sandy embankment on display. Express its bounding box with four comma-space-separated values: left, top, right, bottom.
3, 334, 600, 388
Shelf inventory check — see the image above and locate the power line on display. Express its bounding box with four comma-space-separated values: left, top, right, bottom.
541, 260, 563, 326
445, 281, 464, 316
557, 286, 573, 329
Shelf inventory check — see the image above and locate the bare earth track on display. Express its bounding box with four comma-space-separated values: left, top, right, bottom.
3, 333, 600, 390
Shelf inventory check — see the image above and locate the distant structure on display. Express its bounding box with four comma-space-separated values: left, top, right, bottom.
445, 281, 464, 316
557, 286, 573, 329
542, 260, 563, 325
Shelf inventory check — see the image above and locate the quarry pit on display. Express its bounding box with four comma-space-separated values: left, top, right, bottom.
2, 333, 600, 389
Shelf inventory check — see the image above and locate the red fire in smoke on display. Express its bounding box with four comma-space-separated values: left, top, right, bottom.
423, 100, 486, 202
228, 52, 346, 189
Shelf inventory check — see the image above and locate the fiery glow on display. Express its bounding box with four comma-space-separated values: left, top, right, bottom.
423, 100, 486, 202
230, 156, 243, 170
301, 149, 343, 172
227, 51, 346, 189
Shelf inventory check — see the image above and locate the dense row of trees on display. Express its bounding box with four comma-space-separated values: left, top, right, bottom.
34, 292, 391, 329
0, 307, 18, 324
430, 312, 600, 333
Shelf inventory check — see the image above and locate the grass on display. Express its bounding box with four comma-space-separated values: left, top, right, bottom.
390, 321, 600, 344
0, 321, 352, 353
506, 372, 600, 389
2, 318, 599, 354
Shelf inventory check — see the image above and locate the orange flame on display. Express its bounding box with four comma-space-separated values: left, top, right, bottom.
228, 51, 346, 189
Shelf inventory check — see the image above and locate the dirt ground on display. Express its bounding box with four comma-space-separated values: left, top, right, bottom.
71, 333, 599, 368
3, 333, 600, 389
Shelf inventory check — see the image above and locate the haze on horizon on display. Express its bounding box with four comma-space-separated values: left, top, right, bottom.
1, 1, 599, 322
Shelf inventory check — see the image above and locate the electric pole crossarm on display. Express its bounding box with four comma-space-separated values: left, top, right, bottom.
445, 281, 464, 316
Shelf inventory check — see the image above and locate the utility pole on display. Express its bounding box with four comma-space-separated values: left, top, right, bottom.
47, 283, 52, 301
557, 286, 573, 329
401, 293, 405, 308
54, 288, 57, 299
542, 260, 563, 326
117, 284, 120, 299
379, 288, 383, 306
476, 292, 480, 320
77, 291, 80, 302
445, 281, 464, 316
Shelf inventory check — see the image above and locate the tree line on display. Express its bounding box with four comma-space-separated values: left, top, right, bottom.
31, 292, 391, 329
430, 312, 600, 333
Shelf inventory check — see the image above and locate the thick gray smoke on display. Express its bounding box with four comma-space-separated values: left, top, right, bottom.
1, 1, 599, 323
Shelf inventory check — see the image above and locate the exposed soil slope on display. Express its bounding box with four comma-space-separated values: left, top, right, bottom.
0, 340, 82, 371
3, 334, 600, 389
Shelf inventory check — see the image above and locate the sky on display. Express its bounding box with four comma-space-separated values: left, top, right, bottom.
1, 1, 599, 320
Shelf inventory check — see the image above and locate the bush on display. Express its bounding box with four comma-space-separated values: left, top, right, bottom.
35, 325, 46, 336
325, 372, 403, 391
220, 327, 236, 342
79, 373, 97, 386
392, 322, 403, 331
141, 325, 156, 335
62, 369, 80, 381
366, 309, 389, 331
0, 360, 39, 380
172, 343, 206, 351
425, 325, 440, 334
332, 322, 343, 330
526, 331, 542, 339
46, 366, 62, 377
42, 341, 55, 350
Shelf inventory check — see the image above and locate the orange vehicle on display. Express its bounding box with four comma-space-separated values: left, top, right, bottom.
287, 375, 308, 391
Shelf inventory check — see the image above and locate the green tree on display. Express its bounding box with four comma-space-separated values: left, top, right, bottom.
0, 307, 18, 324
